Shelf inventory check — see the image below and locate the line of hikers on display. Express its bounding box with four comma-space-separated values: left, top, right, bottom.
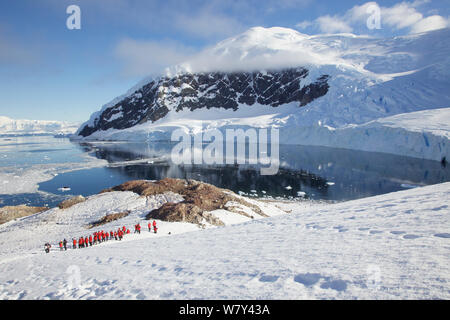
45, 221, 158, 253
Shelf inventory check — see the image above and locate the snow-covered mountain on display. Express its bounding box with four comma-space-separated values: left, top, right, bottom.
0, 116, 79, 136
74, 27, 450, 160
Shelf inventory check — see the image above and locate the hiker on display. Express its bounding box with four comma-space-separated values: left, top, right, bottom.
114, 231, 118, 240
110, 231, 114, 239
122, 226, 126, 234
154, 226, 158, 234
59, 241, 63, 251
93, 233, 97, 245
148, 222, 152, 232
102, 231, 105, 242
72, 238, 77, 249
63, 239, 67, 251
79, 237, 84, 248
135, 223, 141, 234
126, 229, 130, 234
89, 235, 93, 246
44, 243, 51, 253
153, 220, 157, 230
85, 236, 89, 247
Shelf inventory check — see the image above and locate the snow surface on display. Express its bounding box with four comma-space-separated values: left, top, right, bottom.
75, 27, 450, 161
0, 182, 448, 299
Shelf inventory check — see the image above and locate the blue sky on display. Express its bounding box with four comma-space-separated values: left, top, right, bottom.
0, 0, 449, 122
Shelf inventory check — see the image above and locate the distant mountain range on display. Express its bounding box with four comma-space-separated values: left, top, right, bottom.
0, 116, 79, 136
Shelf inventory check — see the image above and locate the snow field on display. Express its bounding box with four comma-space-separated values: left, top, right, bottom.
0, 182, 448, 299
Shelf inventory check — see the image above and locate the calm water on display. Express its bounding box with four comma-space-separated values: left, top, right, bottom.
1, 136, 449, 207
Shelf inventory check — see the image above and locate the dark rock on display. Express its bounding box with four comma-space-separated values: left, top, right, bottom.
78, 68, 330, 137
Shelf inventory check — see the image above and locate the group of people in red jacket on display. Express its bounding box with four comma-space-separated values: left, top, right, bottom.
49, 220, 158, 253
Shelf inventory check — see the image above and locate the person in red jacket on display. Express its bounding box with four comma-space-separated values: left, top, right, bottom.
154, 225, 158, 234
85, 236, 89, 247
126, 229, 130, 234
59, 241, 63, 251
110, 231, 113, 239
89, 235, 93, 246
153, 220, 157, 231
72, 238, 77, 249
122, 226, 126, 234
148, 222, 152, 232
79, 237, 84, 248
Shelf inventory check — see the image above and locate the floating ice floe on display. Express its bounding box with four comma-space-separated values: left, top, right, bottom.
58, 187, 71, 192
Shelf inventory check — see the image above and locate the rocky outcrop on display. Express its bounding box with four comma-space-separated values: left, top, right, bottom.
87, 210, 131, 229
78, 68, 330, 137
0, 205, 48, 225
147, 203, 224, 227
101, 178, 268, 227
57, 195, 86, 209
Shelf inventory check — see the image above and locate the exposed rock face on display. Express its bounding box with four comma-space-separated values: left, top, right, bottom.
148, 203, 224, 227
87, 210, 131, 229
78, 68, 330, 137
101, 178, 268, 227
57, 195, 86, 210
0, 205, 48, 225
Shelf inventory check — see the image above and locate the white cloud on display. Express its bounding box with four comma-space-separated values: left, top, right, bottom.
316, 15, 353, 33
410, 15, 449, 33
296, 1, 449, 35
295, 20, 313, 29
173, 10, 247, 39
114, 38, 197, 77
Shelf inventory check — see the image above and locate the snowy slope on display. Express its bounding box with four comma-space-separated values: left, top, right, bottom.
0, 183, 449, 299
0, 116, 79, 136
74, 27, 450, 161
